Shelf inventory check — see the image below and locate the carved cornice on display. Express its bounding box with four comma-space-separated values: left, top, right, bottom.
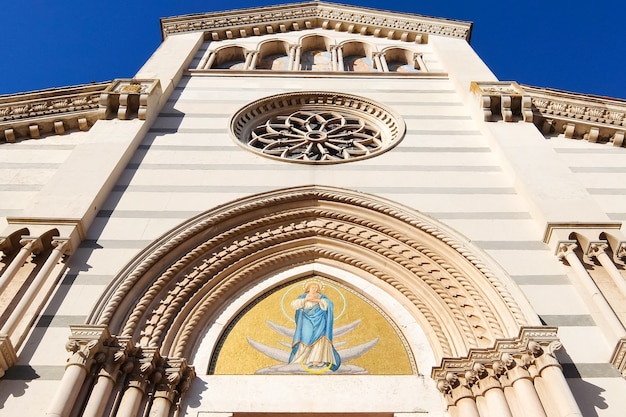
160, 1, 472, 42
0, 83, 107, 143
472, 81, 626, 148
0, 79, 161, 143
431, 326, 559, 381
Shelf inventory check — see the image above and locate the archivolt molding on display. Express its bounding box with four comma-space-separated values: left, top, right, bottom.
90, 186, 538, 364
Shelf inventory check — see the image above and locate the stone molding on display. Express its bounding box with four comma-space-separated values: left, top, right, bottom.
472, 81, 626, 148
0, 78, 162, 143
88, 185, 538, 362
431, 327, 559, 380
160, 1, 472, 42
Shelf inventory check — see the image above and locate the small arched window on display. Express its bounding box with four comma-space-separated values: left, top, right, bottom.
213, 46, 247, 70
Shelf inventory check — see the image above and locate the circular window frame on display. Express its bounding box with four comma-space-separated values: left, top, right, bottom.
230, 91, 406, 164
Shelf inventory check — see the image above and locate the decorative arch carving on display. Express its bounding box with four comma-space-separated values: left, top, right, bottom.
89, 185, 538, 364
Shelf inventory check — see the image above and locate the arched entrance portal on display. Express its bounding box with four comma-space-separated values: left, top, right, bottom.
47, 186, 578, 417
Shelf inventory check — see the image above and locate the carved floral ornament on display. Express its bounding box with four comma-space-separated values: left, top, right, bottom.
230, 92, 405, 164
88, 186, 538, 363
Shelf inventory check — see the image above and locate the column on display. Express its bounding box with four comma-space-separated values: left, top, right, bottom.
116, 352, 155, 417
82, 341, 129, 417
197, 49, 214, 69
291, 46, 301, 71
46, 326, 110, 417
378, 52, 389, 72
472, 363, 513, 417
1, 239, 69, 337
336, 46, 344, 72
588, 242, 626, 296
288, 45, 296, 70
558, 242, 626, 339
501, 353, 547, 417
330, 46, 338, 72
530, 341, 583, 417
0, 236, 42, 294
445, 373, 480, 417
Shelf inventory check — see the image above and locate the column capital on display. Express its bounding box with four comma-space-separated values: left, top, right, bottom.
587, 241, 609, 258
0, 334, 18, 378
556, 241, 577, 259
65, 325, 112, 369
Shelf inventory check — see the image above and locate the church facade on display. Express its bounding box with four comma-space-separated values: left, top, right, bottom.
1, 2, 626, 416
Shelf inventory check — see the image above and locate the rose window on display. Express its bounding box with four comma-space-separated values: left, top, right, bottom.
231, 92, 405, 164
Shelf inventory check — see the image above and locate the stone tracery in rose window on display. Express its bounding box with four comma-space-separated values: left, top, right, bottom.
249, 110, 383, 162
231, 92, 405, 164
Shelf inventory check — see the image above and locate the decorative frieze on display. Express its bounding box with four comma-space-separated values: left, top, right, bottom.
473, 82, 626, 148
160, 1, 470, 42
0, 82, 107, 143
1, 78, 162, 143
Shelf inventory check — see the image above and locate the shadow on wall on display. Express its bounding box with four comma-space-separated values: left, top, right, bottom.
558, 347, 609, 417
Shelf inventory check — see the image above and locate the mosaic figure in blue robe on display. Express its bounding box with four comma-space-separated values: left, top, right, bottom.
289, 281, 341, 371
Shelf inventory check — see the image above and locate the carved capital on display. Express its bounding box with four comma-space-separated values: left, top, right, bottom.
587, 241, 609, 259
65, 325, 111, 369
556, 241, 577, 260
0, 228, 29, 257
0, 334, 18, 378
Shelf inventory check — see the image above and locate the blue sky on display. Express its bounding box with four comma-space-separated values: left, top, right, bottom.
1, 0, 624, 99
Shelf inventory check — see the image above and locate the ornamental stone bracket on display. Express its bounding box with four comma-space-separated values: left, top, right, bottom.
470, 81, 534, 123
0, 82, 108, 143
160, 1, 472, 43
99, 79, 162, 121
471, 81, 626, 148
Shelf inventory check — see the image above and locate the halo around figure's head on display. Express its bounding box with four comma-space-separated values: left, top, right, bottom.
303, 279, 325, 293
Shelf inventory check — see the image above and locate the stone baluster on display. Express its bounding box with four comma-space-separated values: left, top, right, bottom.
45, 326, 110, 417
558, 242, 626, 339
501, 353, 548, 417
529, 341, 583, 417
